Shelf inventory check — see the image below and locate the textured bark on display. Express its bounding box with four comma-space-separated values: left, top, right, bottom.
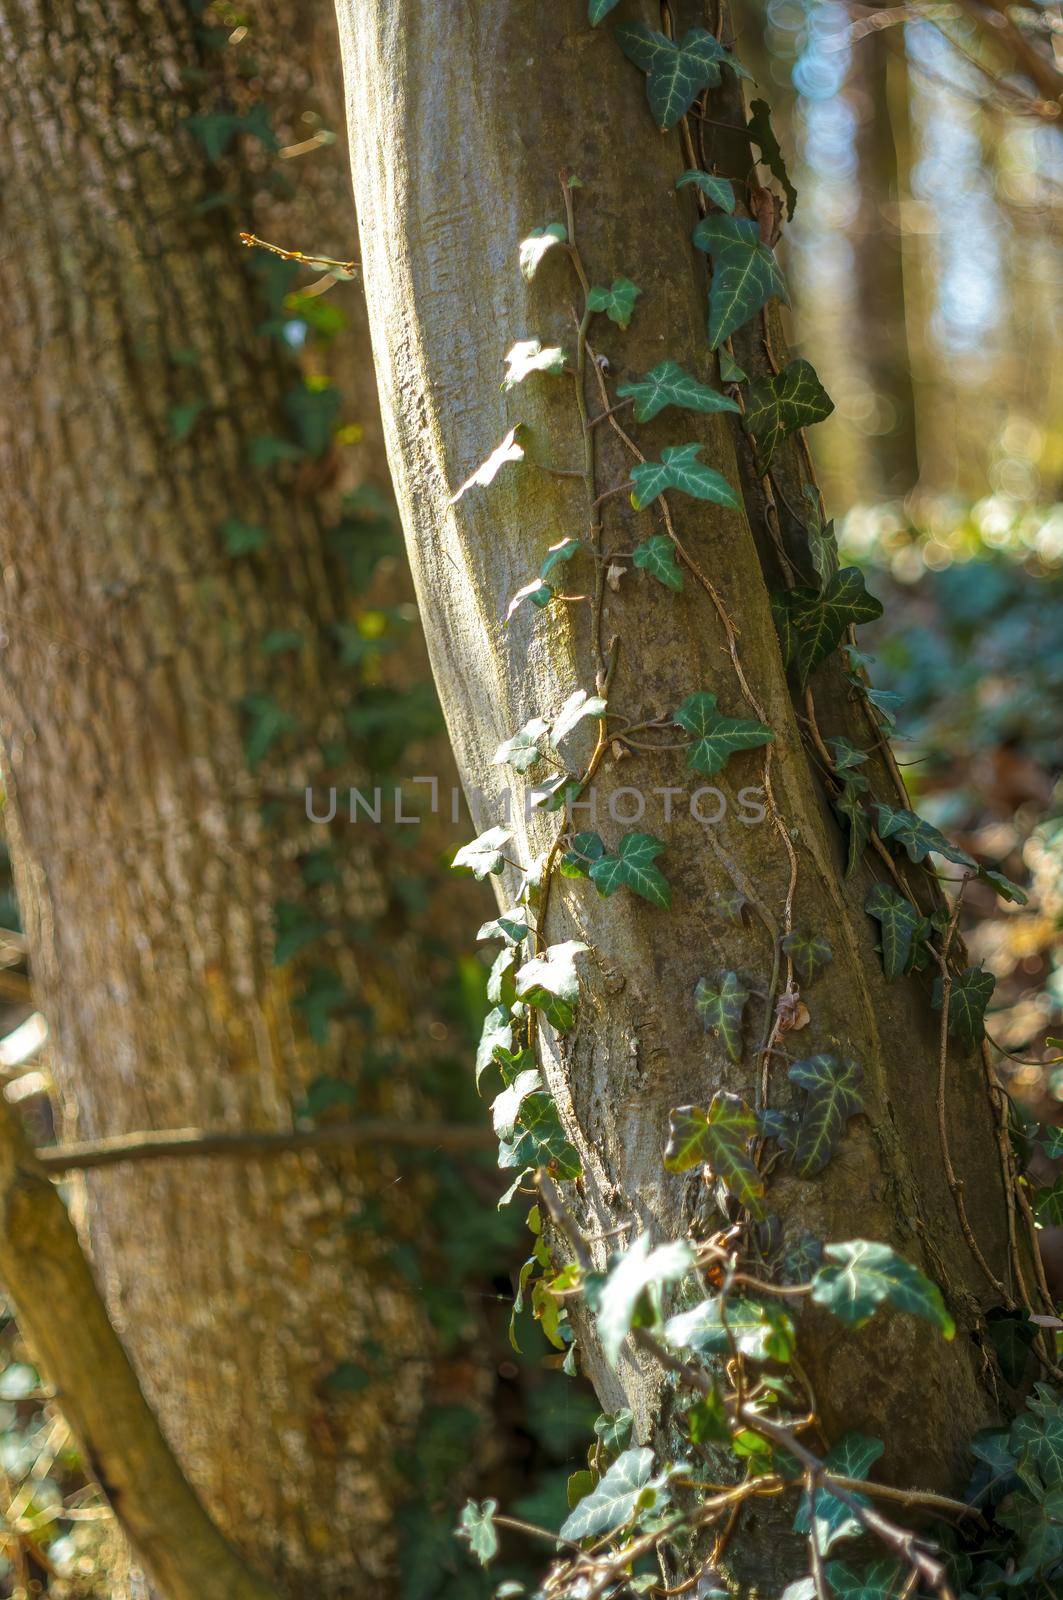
0, 0, 473, 1592
849, 28, 920, 498
341, 2, 1023, 1589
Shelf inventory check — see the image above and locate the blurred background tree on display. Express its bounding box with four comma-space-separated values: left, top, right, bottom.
0, 0, 1058, 1595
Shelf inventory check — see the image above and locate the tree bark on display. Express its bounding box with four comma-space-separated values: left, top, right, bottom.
340, 2, 1025, 1589
0, 0, 475, 1592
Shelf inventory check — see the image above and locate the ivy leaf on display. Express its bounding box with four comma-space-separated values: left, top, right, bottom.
835, 782, 871, 879
718, 886, 747, 923
559, 1446, 655, 1539
980, 867, 1028, 905
240, 693, 297, 768
453, 826, 512, 880
449, 425, 525, 503
665, 1295, 794, 1362
674, 690, 773, 775
491, 1067, 543, 1139
811, 1240, 955, 1337
718, 347, 747, 384
587, 277, 641, 329
497, 1090, 582, 1178
486, 945, 517, 1005
630, 444, 739, 510
693, 972, 750, 1063
506, 536, 582, 621
774, 568, 885, 686
676, 170, 735, 212
873, 804, 976, 868
1040, 1125, 1063, 1161
615, 24, 748, 131
743, 360, 834, 470
519, 222, 567, 279
795, 1434, 884, 1552
693, 214, 789, 348
781, 930, 833, 987
493, 717, 550, 773
168, 400, 205, 441
221, 517, 269, 556
476, 908, 531, 945
788, 1054, 864, 1177
590, 832, 670, 908
663, 1094, 765, 1218
634, 534, 684, 592
476, 1006, 513, 1087
515, 940, 588, 1006
502, 339, 567, 389
1034, 1178, 1063, 1226
864, 882, 925, 980
551, 689, 607, 746
985, 1307, 1037, 1386
597, 1234, 695, 1366
931, 965, 995, 1047
617, 359, 740, 423
560, 831, 606, 879
594, 1408, 635, 1457
747, 98, 798, 219
827, 736, 869, 777
822, 1560, 909, 1600
589, 0, 621, 21
457, 1499, 499, 1566
1010, 1383, 1063, 1488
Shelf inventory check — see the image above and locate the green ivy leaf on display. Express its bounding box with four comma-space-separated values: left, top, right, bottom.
493, 717, 550, 773
693, 214, 789, 348
931, 965, 995, 1047
633, 534, 684, 592
597, 1235, 695, 1367
506, 536, 582, 621
560, 831, 606, 878
773, 568, 884, 686
811, 1240, 955, 1337
449, 425, 526, 503
794, 1433, 884, 1553
822, 1560, 909, 1600
835, 782, 871, 879
788, 1054, 864, 1177
743, 359, 834, 470
559, 1446, 655, 1539
617, 359, 740, 423
827, 736, 869, 777
718, 347, 747, 384
240, 693, 297, 768
630, 444, 739, 510
221, 517, 269, 556
590, 832, 670, 908
864, 882, 925, 980
873, 804, 976, 868
515, 940, 588, 1006
497, 1090, 582, 1178
747, 98, 798, 219
1034, 1178, 1063, 1226
781, 929, 833, 987
673, 690, 773, 775
168, 400, 205, 442
594, 1408, 635, 1457
551, 688, 608, 746
491, 1066, 543, 1138
453, 826, 512, 880
615, 24, 748, 131
693, 972, 750, 1063
676, 170, 735, 212
476, 1007, 513, 1087
486, 945, 517, 1005
587, 276, 641, 329
284, 382, 340, 457
980, 867, 1028, 905
665, 1294, 794, 1362
1010, 1383, 1063, 1488
519, 222, 567, 279
663, 1094, 765, 1218
457, 1498, 499, 1567
589, 0, 621, 21
476, 908, 531, 945
502, 339, 567, 389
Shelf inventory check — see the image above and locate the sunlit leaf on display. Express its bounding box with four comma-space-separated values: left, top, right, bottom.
811, 1240, 955, 1337
502, 338, 567, 389
519, 222, 567, 279
590, 831, 670, 908
457, 1498, 499, 1566
631, 443, 739, 510
559, 1447, 655, 1539
663, 1094, 765, 1217
587, 276, 641, 329
633, 534, 684, 591
449, 425, 526, 503
674, 690, 773, 775
453, 826, 512, 880
597, 1234, 695, 1366
618, 359, 740, 423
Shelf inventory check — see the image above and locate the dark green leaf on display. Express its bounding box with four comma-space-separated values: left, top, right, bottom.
589, 0, 621, 21
743, 359, 833, 469
864, 882, 924, 980
560, 831, 606, 878
240, 692, 297, 768
773, 568, 884, 686
985, 1307, 1037, 1386
617, 359, 739, 423
788, 1054, 864, 1177
1034, 1177, 1063, 1226
594, 1408, 634, 1457
718, 347, 747, 384
781, 929, 833, 987
1010, 1383, 1063, 1488
795, 1432, 884, 1552
873, 804, 976, 868
747, 98, 798, 218
674, 690, 773, 775
168, 400, 205, 441
821, 1560, 906, 1600
811, 1239, 955, 1337
221, 517, 269, 556
663, 1094, 765, 1218
590, 831, 670, 908
676, 170, 735, 212
633, 535, 684, 592
630, 443, 739, 510
497, 1091, 582, 1179
693, 971, 750, 1063
931, 965, 995, 1047
835, 781, 871, 878
692, 213, 789, 347
615, 24, 748, 131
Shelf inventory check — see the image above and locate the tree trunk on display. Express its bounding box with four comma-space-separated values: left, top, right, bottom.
340, 2, 1027, 1589
0, 0, 476, 1592
848, 25, 921, 499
